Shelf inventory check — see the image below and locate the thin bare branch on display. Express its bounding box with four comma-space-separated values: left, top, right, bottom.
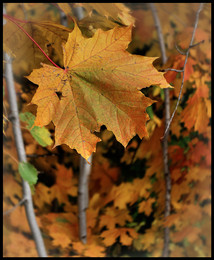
163, 68, 184, 73
189, 39, 204, 48
3, 4, 47, 257
149, 3, 171, 257
163, 3, 204, 138
3, 197, 26, 216
4, 51, 48, 257
175, 43, 187, 55
26, 153, 57, 158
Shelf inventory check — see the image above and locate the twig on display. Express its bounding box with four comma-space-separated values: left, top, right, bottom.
175, 43, 187, 55
162, 3, 204, 138
189, 39, 204, 48
163, 68, 183, 73
149, 3, 171, 257
3, 149, 19, 165
3, 197, 26, 216
3, 5, 47, 257
162, 40, 204, 72
26, 153, 57, 158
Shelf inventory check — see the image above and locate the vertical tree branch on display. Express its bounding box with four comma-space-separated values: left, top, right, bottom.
74, 6, 92, 244
150, 3, 204, 256
61, 5, 91, 244
149, 3, 171, 257
72, 5, 85, 20
59, 7, 68, 27
3, 4, 47, 257
78, 155, 92, 244
4, 40, 47, 259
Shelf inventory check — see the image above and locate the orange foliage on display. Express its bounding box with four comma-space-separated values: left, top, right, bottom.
3, 2, 211, 258
26, 22, 170, 160
101, 227, 138, 246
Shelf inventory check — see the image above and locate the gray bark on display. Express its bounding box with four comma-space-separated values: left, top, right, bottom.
3, 4, 47, 257
149, 3, 171, 257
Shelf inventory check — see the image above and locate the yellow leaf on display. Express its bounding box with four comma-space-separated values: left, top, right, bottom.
101, 228, 138, 246
75, 3, 135, 26
99, 207, 132, 229
138, 198, 155, 215
3, 18, 71, 76
27, 23, 171, 160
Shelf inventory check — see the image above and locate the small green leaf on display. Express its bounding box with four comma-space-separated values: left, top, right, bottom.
146, 106, 154, 120
56, 217, 69, 223
135, 221, 146, 232
19, 112, 53, 147
18, 162, 38, 186
183, 237, 190, 247
19, 112, 35, 128
126, 222, 137, 228
160, 89, 165, 100
30, 126, 53, 147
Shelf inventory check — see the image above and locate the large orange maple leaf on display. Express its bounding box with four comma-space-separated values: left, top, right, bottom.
27, 23, 171, 160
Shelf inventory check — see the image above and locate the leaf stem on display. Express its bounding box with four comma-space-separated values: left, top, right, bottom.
3, 14, 62, 69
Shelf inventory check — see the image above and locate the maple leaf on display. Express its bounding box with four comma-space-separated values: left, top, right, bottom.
181, 94, 209, 134
72, 240, 106, 257
49, 164, 78, 205
99, 208, 132, 230
103, 177, 152, 210
101, 227, 138, 246
83, 243, 106, 257
3, 174, 22, 206
27, 23, 171, 160
49, 222, 73, 248
44, 213, 78, 248
4, 232, 37, 257
74, 3, 135, 26
138, 198, 156, 215
104, 182, 136, 209
172, 226, 201, 243
3, 18, 71, 76
33, 182, 53, 209
140, 230, 156, 251
90, 160, 120, 194
79, 13, 120, 38
10, 207, 32, 233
